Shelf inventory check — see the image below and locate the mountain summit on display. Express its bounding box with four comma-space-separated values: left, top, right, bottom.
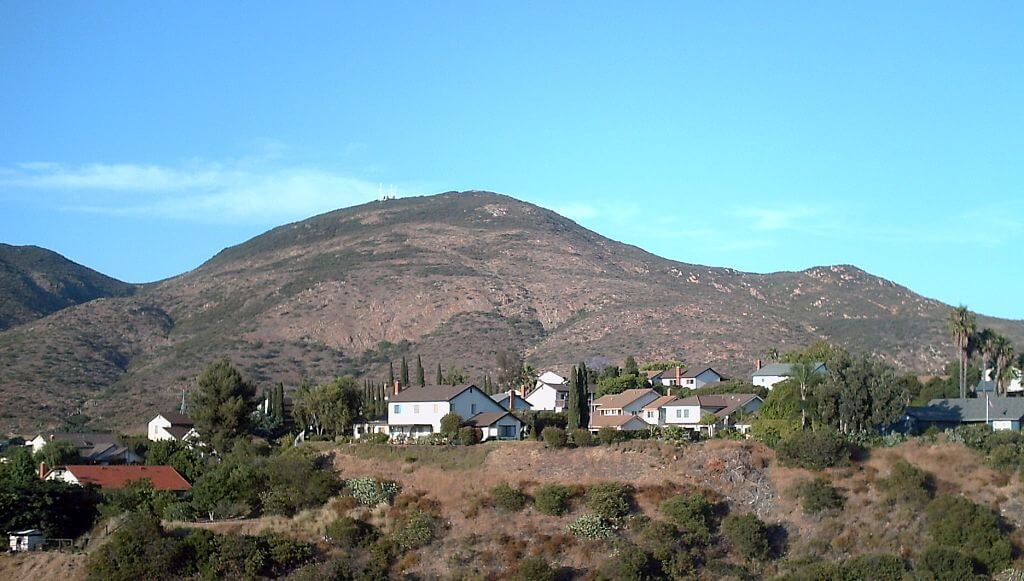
1, 191, 1021, 432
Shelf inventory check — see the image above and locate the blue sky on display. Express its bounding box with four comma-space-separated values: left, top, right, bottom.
1, 2, 1022, 318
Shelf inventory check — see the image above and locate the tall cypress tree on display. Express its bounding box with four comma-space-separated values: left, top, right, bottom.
436, 363, 443, 386
273, 383, 285, 424
388, 362, 395, 386
400, 356, 410, 387
416, 355, 426, 387
578, 362, 591, 429
567, 365, 582, 430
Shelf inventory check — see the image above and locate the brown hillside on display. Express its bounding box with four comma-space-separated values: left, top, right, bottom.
1, 191, 1022, 432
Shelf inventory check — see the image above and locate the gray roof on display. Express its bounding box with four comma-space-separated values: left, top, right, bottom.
466, 411, 520, 427
752, 362, 826, 377
975, 380, 997, 393
491, 391, 530, 407
156, 412, 193, 426
389, 384, 476, 403
681, 367, 722, 379
909, 397, 1024, 423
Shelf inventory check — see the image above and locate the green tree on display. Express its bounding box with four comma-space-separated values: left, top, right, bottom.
292, 377, 363, 437
436, 363, 443, 386
440, 412, 463, 437
400, 356, 410, 388
991, 333, 1015, 395
34, 439, 81, 468
947, 306, 977, 398
387, 361, 395, 387
623, 355, 639, 377
722, 513, 772, 561
273, 383, 285, 425
416, 355, 425, 387
191, 359, 257, 452
790, 362, 820, 430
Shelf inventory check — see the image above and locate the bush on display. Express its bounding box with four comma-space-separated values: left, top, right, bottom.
440, 412, 463, 436
87, 513, 182, 580
362, 432, 390, 444
594, 543, 660, 580
490, 482, 528, 513
925, 494, 1011, 574
586, 482, 633, 521
877, 459, 935, 507
840, 554, 906, 581
569, 428, 594, 447
776, 430, 850, 470
512, 556, 557, 581
534, 484, 571, 516
346, 477, 401, 506
914, 545, 978, 580
722, 513, 772, 562
659, 493, 713, 546
597, 427, 621, 444
542, 427, 568, 448
791, 477, 844, 515
457, 426, 481, 446
568, 513, 615, 539
391, 509, 437, 551
325, 516, 376, 548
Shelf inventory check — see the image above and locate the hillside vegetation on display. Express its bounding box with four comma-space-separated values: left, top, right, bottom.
1, 191, 1023, 432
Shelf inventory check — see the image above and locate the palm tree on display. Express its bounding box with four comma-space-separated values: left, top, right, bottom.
993, 335, 1015, 395
947, 306, 976, 398
790, 362, 819, 430
765, 347, 780, 362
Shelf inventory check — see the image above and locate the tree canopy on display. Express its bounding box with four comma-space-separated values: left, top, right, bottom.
191, 359, 257, 452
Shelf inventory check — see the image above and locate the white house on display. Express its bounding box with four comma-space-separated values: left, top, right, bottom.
592, 389, 661, 418
660, 394, 763, 435
9, 529, 44, 552
752, 362, 826, 390
650, 367, 724, 389
387, 384, 517, 440
147, 412, 199, 443
525, 372, 596, 413
640, 395, 678, 425
25, 433, 141, 464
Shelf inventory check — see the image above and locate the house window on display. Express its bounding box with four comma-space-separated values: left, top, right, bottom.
675, 409, 681, 418
684, 409, 690, 419
413, 405, 420, 413
433, 404, 439, 413
471, 403, 477, 414
394, 405, 402, 414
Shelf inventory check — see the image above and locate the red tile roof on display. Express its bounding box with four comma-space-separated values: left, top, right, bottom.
58, 465, 192, 491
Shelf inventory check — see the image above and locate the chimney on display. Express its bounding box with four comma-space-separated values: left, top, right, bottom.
755, 359, 763, 371
509, 391, 515, 410
38, 461, 48, 480
676, 366, 682, 385
667, 387, 672, 397
393, 381, 401, 396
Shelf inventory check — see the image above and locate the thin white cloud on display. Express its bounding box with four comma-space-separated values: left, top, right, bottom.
735, 205, 818, 231
0, 161, 422, 224
554, 202, 599, 220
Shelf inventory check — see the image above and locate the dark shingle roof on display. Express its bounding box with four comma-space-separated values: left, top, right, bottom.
389, 384, 476, 403
157, 412, 193, 426
594, 389, 658, 409
681, 367, 722, 379
912, 397, 1024, 422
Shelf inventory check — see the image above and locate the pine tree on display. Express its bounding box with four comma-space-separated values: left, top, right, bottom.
436, 363, 443, 386
388, 362, 395, 387
273, 383, 285, 424
567, 365, 582, 430
578, 362, 590, 429
400, 356, 410, 388
416, 355, 426, 387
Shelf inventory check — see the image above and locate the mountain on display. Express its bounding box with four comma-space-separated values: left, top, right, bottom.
1, 191, 1022, 433
0, 243, 136, 331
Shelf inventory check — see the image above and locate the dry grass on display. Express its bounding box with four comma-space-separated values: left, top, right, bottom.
0, 552, 88, 581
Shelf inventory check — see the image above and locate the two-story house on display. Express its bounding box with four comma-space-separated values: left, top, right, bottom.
661, 394, 763, 436
650, 367, 725, 390
388, 384, 523, 441
147, 412, 199, 443
589, 388, 661, 432
525, 371, 596, 413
